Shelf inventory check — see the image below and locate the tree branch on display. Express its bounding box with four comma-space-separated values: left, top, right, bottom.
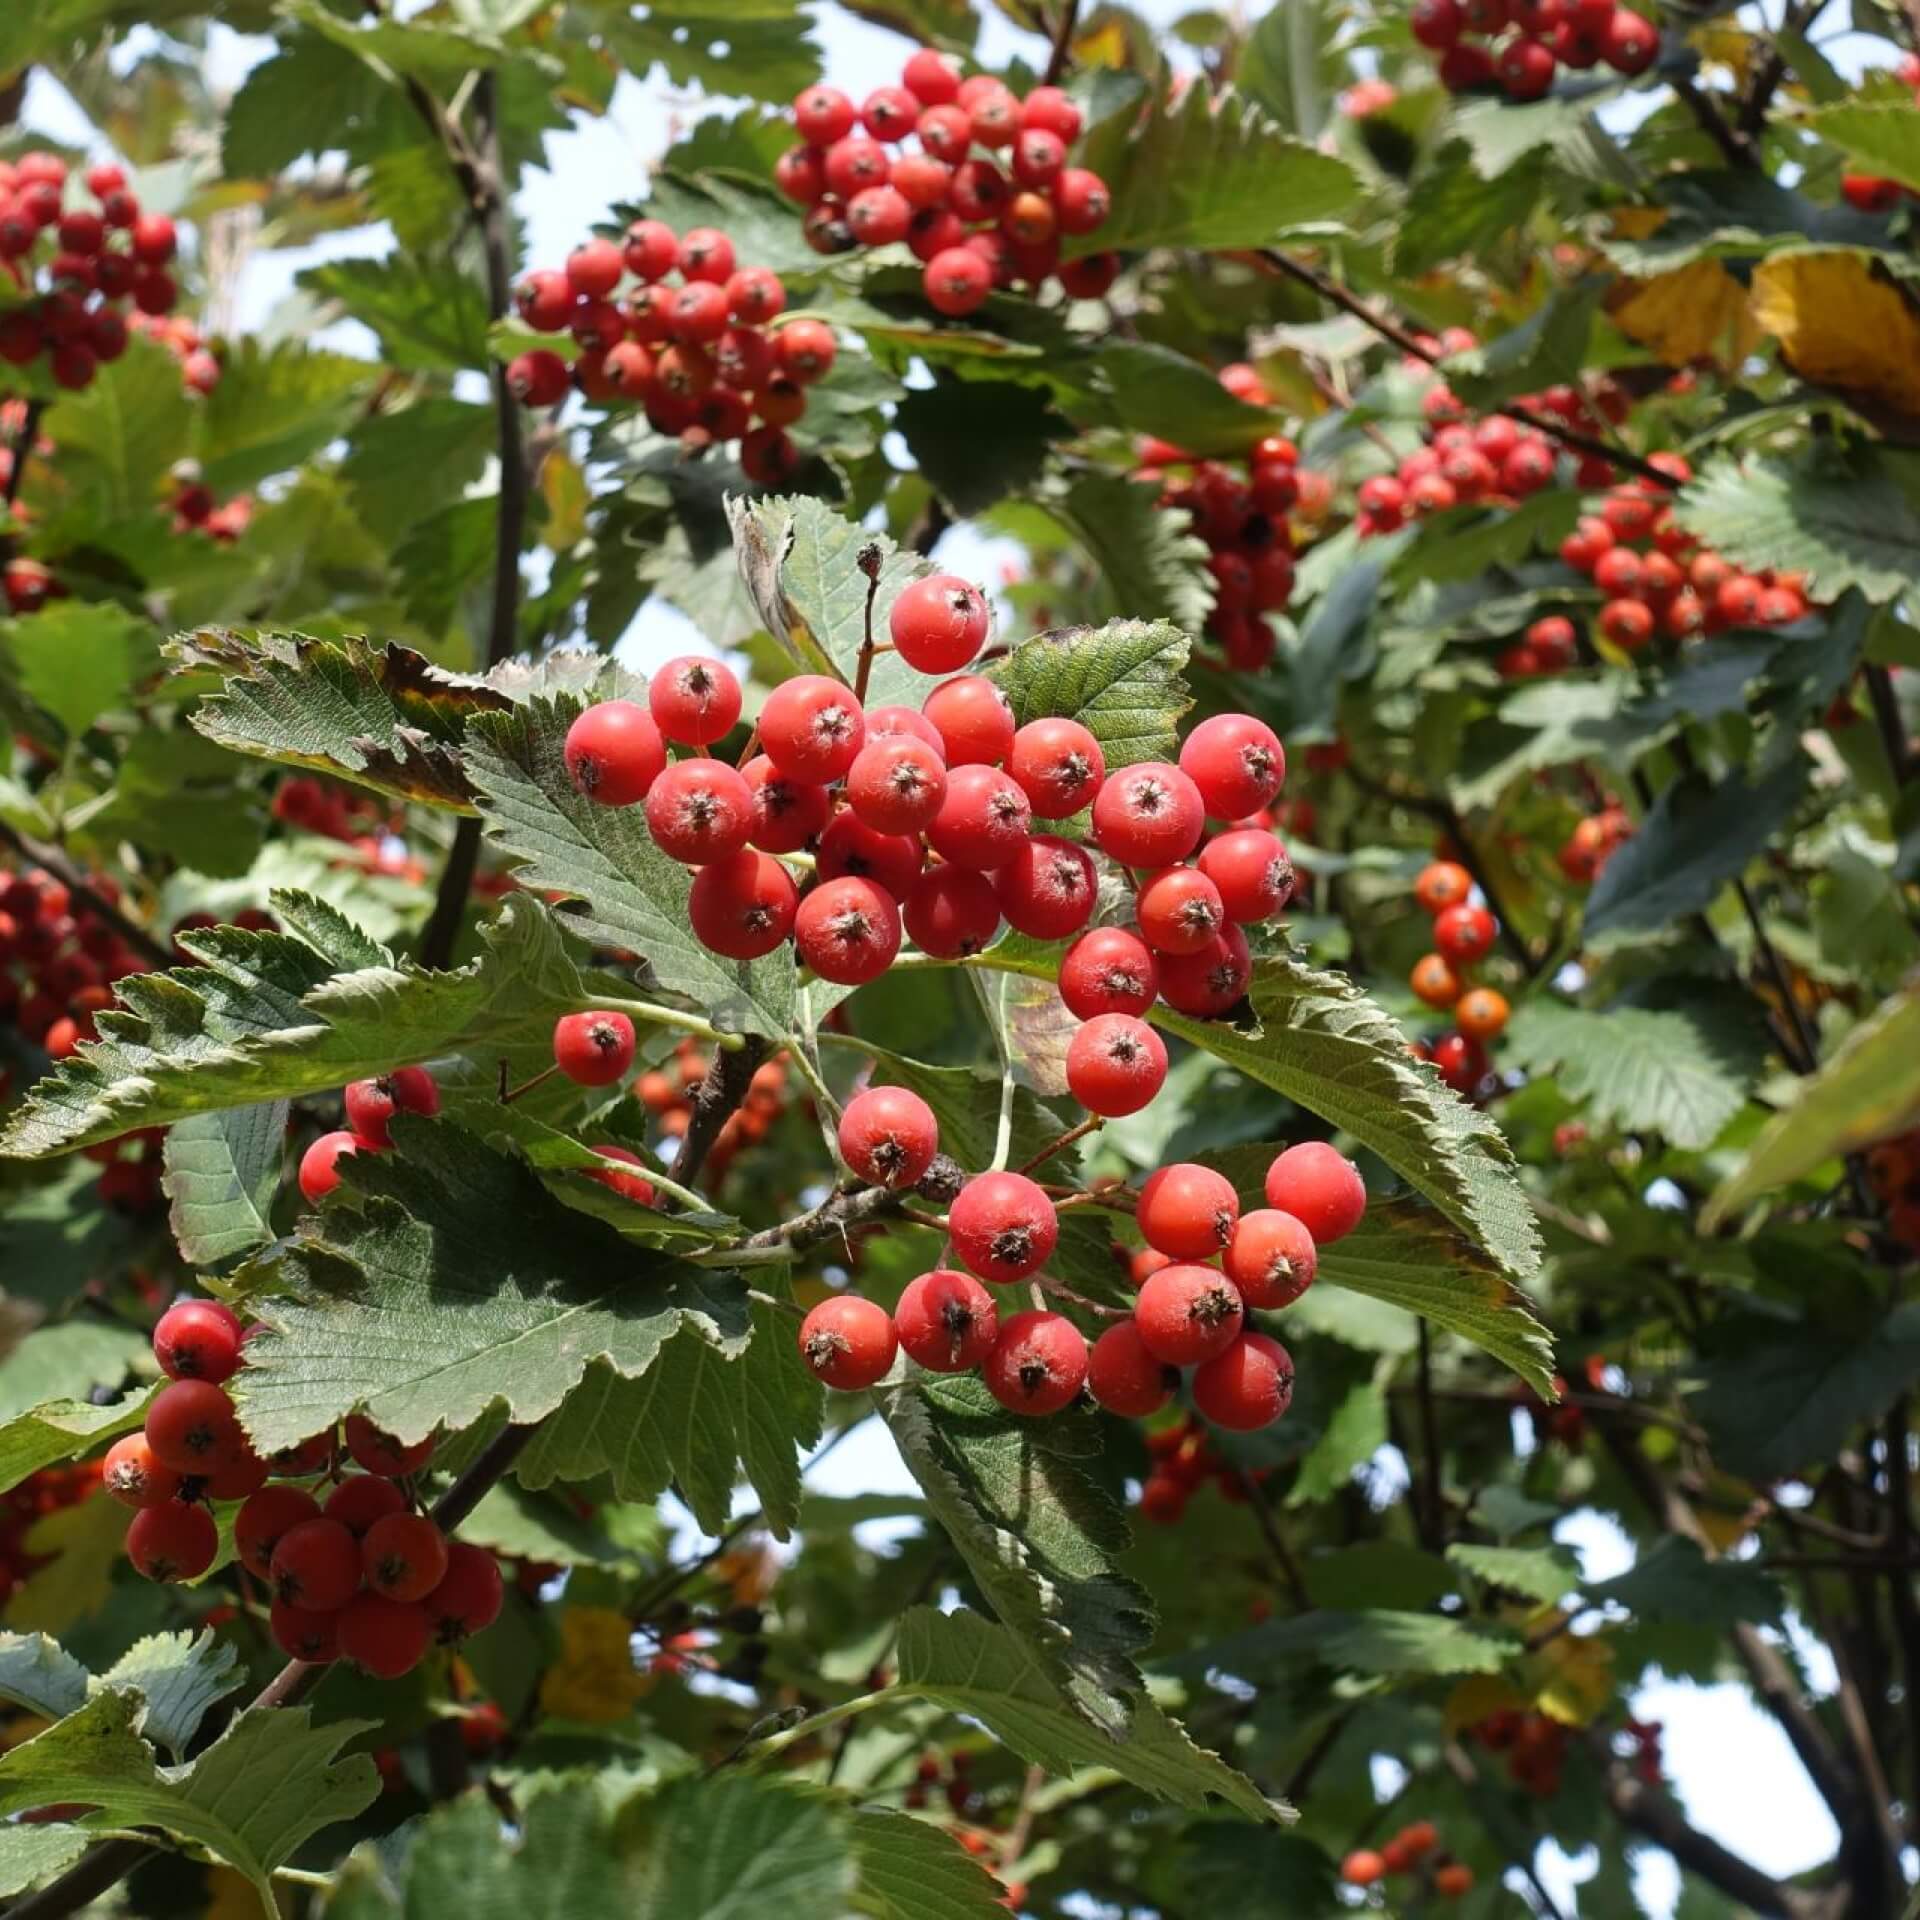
1042, 0, 1081, 85
678, 1035, 769, 1189
1865, 665, 1915, 785
4, 399, 44, 509
1671, 75, 1759, 169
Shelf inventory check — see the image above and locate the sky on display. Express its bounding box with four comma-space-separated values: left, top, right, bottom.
17, 2, 1873, 1909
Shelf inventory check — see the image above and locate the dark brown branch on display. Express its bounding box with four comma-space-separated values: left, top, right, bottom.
1042, 0, 1081, 85
1254, 249, 1675, 488
1671, 75, 1759, 169
1413, 1320, 1445, 1548
1865, 665, 1915, 785
680, 1035, 770, 1188
1738, 0, 1831, 140
4, 399, 44, 508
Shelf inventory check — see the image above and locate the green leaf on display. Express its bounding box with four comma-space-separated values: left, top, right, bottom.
1804, 102, 1920, 195
95, 1629, 246, 1758
1237, 0, 1346, 140
8, 1497, 127, 1635
1584, 1537, 1782, 1626
1704, 980, 1920, 1225
894, 1607, 1283, 1822
849, 1809, 1009, 1920
0, 1633, 88, 1723
0, 1692, 378, 1912
38, 334, 193, 525
1583, 755, 1806, 940
1083, 341, 1289, 458
1154, 952, 1545, 1290
465, 695, 798, 1041
1300, 1543, 1454, 1610
1689, 1304, 1920, 1479
298, 256, 492, 374
1394, 144, 1546, 278
877, 1377, 1154, 1739
986, 619, 1195, 771
622, 170, 826, 277
221, 30, 384, 179
0, 1390, 150, 1499
1445, 281, 1604, 411
1501, 988, 1767, 1150
1812, 848, 1920, 985
633, 1774, 856, 1917
893, 379, 1069, 518
456, 1481, 626, 1568
1042, 472, 1216, 634
1448, 1543, 1580, 1604
87, 729, 270, 880
1075, 82, 1363, 254
1191, 1608, 1519, 1677
195, 340, 375, 495
340, 397, 498, 537
4, 602, 156, 739
1286, 1378, 1388, 1507
0, 1824, 91, 1898
866, 1045, 1068, 1175
233, 1117, 751, 1456
605, 15, 819, 106
163, 1101, 289, 1267
1388, 490, 1581, 589
1169, 1826, 1340, 1918
0, 1324, 145, 1423
0, 893, 598, 1161
1672, 453, 1920, 605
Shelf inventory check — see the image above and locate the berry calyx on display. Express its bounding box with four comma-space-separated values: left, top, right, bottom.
798, 1294, 899, 1390
894, 1269, 1000, 1373
104, 1433, 182, 1509
983, 1310, 1087, 1415
838, 1084, 940, 1189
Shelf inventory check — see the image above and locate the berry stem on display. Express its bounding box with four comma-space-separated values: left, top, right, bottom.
598, 997, 748, 1050
498, 1060, 559, 1105
724, 1686, 894, 1769
1032, 1274, 1127, 1319
852, 538, 884, 707
1014, 1113, 1104, 1176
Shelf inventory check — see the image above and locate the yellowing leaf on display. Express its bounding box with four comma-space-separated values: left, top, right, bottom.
1072, 19, 1131, 67
539, 1607, 648, 1724
1750, 251, 1920, 419
206, 1866, 261, 1920
1607, 206, 1669, 241
1687, 23, 1757, 81
539, 447, 590, 554
1608, 260, 1759, 368
1444, 1673, 1529, 1735
1525, 1625, 1614, 1727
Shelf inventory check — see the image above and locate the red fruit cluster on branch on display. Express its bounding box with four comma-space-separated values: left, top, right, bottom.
1866, 1131, 1920, 1250
1472, 1706, 1570, 1793
297, 1065, 442, 1202
1558, 461, 1808, 654
0, 154, 182, 391
1411, 0, 1661, 95
1343, 1821, 1472, 1895
638, 1038, 793, 1182
1133, 1414, 1272, 1523
168, 461, 252, 542
776, 63, 1116, 313
1405, 859, 1507, 1097
0, 1458, 102, 1606
512, 224, 822, 484
1135, 365, 1323, 670
1556, 801, 1632, 884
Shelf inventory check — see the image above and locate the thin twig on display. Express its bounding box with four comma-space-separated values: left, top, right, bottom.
1014, 1114, 1103, 1176
1414, 1321, 1445, 1549
4, 398, 44, 508
1042, 0, 1081, 84
1671, 75, 1758, 168
1865, 665, 1915, 785
852, 541, 884, 706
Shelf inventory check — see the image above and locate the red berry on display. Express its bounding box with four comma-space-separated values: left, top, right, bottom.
1020, 84, 1084, 142
566, 238, 624, 297
849, 184, 913, 246
847, 735, 948, 834
425, 1541, 505, 1642
1180, 714, 1286, 820
993, 835, 1097, 940
838, 1085, 939, 1189
338, 1592, 433, 1677
1054, 168, 1112, 236
1841, 172, 1902, 214
1138, 1473, 1188, 1522
1263, 1142, 1366, 1244
793, 876, 901, 984
1603, 6, 1658, 70
740, 425, 800, 487
774, 318, 837, 385
775, 145, 827, 203
798, 1294, 898, 1390
1134, 1263, 1245, 1365
565, 699, 666, 806
1224, 1209, 1318, 1309
983, 1310, 1087, 1415
1192, 1331, 1294, 1431
894, 1269, 1000, 1373
1013, 126, 1067, 189
623, 218, 679, 281
1092, 762, 1206, 868
1412, 0, 1465, 43
516, 269, 573, 331
1197, 829, 1293, 924
892, 152, 954, 210
1433, 901, 1497, 966
1065, 1014, 1168, 1117
204, 1434, 271, 1503
145, 1378, 241, 1473
687, 848, 798, 959
1087, 1320, 1177, 1417
923, 247, 994, 317
1599, 598, 1654, 650
949, 1170, 1058, 1283
363, 1511, 450, 1603
649, 655, 742, 746
760, 674, 866, 783
742, 755, 833, 854
891, 573, 991, 675
586, 1145, 656, 1206
817, 809, 924, 899
1137, 866, 1226, 956
130, 211, 176, 263
1059, 926, 1159, 1019
1008, 717, 1105, 819
271, 1516, 363, 1610
1156, 925, 1253, 1017
923, 675, 1014, 766
669, 281, 731, 346
1413, 861, 1473, 915
325, 1473, 407, 1539
902, 48, 961, 103
345, 1415, 436, 1479
794, 84, 858, 145
927, 764, 1033, 870
1137, 1162, 1239, 1258
644, 758, 754, 865
128, 1501, 218, 1583
153, 1299, 243, 1383
343, 1067, 441, 1149
1499, 34, 1557, 97
904, 863, 1002, 958
678, 226, 736, 284
104, 1433, 181, 1509
268, 1600, 340, 1663
235, 1485, 321, 1579
552, 1010, 637, 1087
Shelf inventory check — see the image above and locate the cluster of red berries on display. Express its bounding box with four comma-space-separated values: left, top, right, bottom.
905, 1747, 978, 1816
107, 1296, 504, 1675
1133, 365, 1330, 672
0, 154, 182, 391
1558, 460, 1809, 652
776, 61, 1117, 313
1866, 1130, 1920, 1251
297, 1066, 443, 1202
168, 462, 252, 542
1342, 1822, 1473, 1896
637, 1038, 794, 1183
127, 307, 221, 393
510, 220, 831, 486
559, 618, 1295, 1018
1405, 859, 1509, 1097
1411, 0, 1660, 96
1132, 1413, 1271, 1524
0, 1459, 103, 1608
797, 1134, 1363, 1437
3, 553, 66, 614
1556, 802, 1633, 885
271, 774, 388, 844
0, 862, 153, 1063
1472, 1706, 1570, 1794
1357, 340, 1623, 540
